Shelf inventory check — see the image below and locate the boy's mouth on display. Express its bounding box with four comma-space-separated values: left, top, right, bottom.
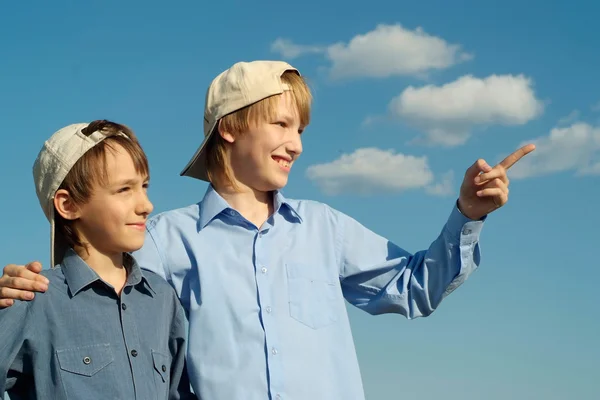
127, 222, 146, 231
272, 155, 291, 169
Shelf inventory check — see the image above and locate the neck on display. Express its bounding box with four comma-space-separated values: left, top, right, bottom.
214, 181, 274, 228
74, 245, 127, 295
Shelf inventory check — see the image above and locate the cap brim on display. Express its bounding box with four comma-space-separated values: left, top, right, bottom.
179, 120, 218, 182
50, 208, 69, 268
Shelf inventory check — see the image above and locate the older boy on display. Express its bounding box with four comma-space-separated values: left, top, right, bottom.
0, 121, 195, 399
0, 61, 534, 399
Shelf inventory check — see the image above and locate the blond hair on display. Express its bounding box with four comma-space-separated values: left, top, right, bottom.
55, 120, 150, 250
205, 71, 312, 187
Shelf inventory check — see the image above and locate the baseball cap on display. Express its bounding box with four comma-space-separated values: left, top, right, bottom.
32, 122, 127, 267
180, 60, 300, 181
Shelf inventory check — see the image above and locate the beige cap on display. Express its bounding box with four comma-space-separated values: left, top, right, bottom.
180, 60, 299, 181
33, 123, 126, 267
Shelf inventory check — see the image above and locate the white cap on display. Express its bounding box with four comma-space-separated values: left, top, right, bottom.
180, 60, 300, 181
32, 122, 126, 267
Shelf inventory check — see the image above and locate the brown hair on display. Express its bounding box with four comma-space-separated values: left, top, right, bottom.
55, 119, 150, 251
205, 70, 312, 187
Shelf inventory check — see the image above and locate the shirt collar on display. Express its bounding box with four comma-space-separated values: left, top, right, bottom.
198, 185, 231, 230
198, 185, 303, 230
61, 248, 156, 297
273, 190, 303, 223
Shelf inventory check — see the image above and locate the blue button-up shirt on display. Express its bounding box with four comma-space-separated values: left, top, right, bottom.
134, 186, 484, 400
0, 249, 195, 400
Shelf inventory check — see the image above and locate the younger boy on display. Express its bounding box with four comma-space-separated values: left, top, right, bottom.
0, 120, 195, 400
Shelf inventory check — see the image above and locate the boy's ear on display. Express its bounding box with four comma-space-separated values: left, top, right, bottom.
218, 120, 235, 144
54, 189, 81, 221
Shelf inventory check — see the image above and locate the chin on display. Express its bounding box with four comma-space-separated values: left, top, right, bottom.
120, 239, 145, 253
249, 171, 289, 192
269, 179, 288, 191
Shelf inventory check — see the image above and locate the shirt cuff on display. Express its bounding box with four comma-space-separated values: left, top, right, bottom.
445, 201, 485, 243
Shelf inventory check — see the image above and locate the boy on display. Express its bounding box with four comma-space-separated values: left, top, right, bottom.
0, 120, 195, 400
0, 61, 534, 399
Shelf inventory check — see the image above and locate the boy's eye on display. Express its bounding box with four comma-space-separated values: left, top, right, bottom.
143, 182, 150, 190
275, 121, 287, 128
118, 187, 130, 193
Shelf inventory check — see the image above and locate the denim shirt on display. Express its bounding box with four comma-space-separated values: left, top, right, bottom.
0, 249, 195, 400
133, 186, 484, 400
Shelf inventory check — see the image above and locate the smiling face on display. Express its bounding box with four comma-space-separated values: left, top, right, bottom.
225, 92, 305, 192
205, 70, 312, 192
72, 143, 153, 256
53, 120, 152, 260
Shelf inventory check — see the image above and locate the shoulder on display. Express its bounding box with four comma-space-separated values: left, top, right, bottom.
40, 266, 68, 285
140, 268, 173, 293
284, 197, 347, 222
0, 267, 67, 321
147, 203, 201, 230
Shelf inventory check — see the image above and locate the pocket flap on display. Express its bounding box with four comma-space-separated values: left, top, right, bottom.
152, 350, 171, 383
56, 343, 114, 377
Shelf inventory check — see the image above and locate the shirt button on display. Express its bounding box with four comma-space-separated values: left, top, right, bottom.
162, 365, 167, 372
266, 306, 272, 313
276, 395, 281, 400
261, 267, 267, 274
83, 356, 91, 365
121, 303, 127, 310
271, 347, 278, 355
131, 350, 138, 357
463, 228, 472, 235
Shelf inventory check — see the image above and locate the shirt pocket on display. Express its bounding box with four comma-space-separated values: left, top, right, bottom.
56, 343, 120, 399
285, 262, 340, 329
152, 350, 171, 399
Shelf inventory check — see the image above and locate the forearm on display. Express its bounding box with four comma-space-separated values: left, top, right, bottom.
339, 204, 484, 319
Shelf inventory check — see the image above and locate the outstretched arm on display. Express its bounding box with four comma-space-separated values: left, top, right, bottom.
337, 145, 534, 318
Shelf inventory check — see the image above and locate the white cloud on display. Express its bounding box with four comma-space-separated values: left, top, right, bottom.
388, 74, 544, 146
270, 38, 325, 59
425, 170, 455, 196
508, 122, 600, 179
305, 147, 453, 196
271, 24, 472, 79
557, 110, 580, 126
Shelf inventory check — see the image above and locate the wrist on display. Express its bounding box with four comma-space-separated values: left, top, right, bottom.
457, 198, 484, 221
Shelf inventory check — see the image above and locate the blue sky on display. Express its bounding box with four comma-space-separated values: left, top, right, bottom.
1, 1, 598, 399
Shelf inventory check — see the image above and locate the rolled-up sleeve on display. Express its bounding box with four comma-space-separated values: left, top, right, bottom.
335, 203, 484, 319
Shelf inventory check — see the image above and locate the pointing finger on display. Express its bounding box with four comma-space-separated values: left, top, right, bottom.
498, 144, 536, 170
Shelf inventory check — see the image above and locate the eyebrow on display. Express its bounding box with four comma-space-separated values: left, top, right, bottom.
111, 177, 148, 187
276, 114, 300, 125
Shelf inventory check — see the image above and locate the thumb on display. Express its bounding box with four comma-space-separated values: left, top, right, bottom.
465, 159, 492, 182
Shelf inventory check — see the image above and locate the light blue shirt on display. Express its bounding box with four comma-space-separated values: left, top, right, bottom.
133, 185, 484, 400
